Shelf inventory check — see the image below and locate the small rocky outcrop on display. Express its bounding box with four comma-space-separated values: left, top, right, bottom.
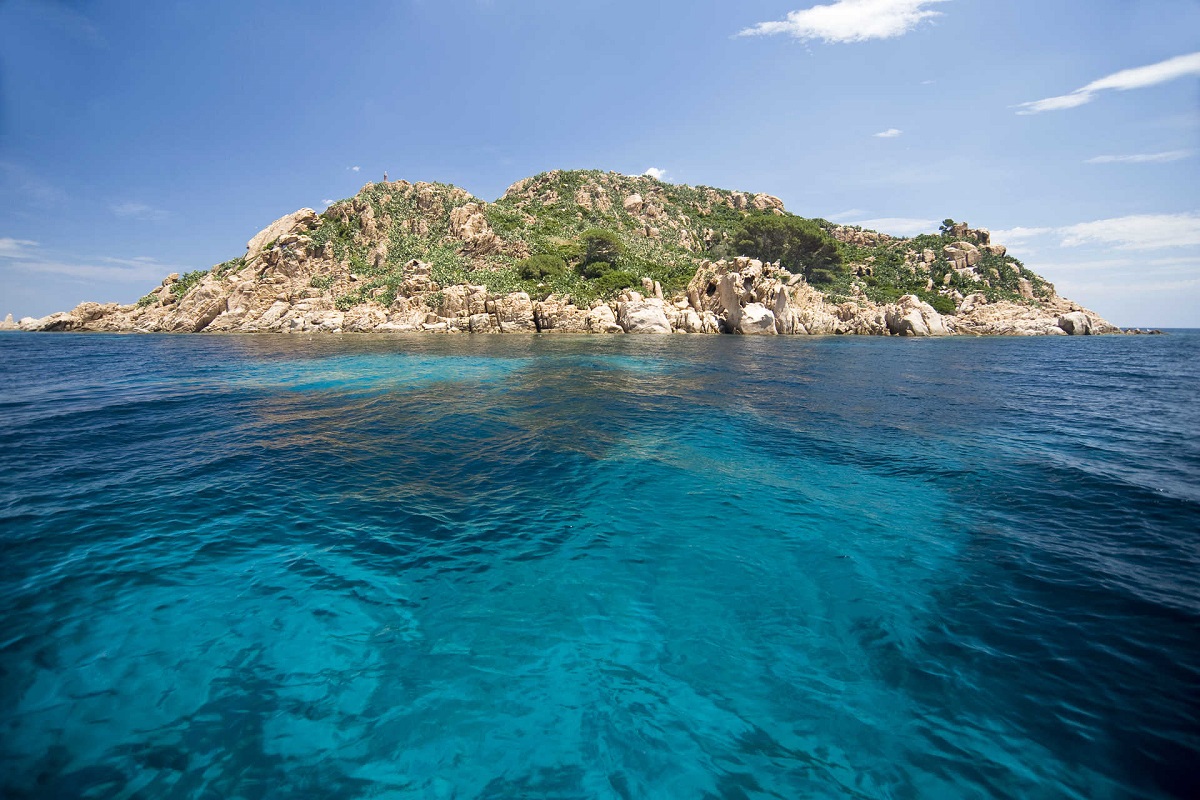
1057, 312, 1094, 336
616, 295, 673, 334
885, 295, 950, 337
944, 241, 981, 271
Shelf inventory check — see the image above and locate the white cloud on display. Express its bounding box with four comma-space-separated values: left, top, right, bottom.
10, 258, 177, 282
322, 198, 335, 206
825, 209, 865, 222
643, 167, 668, 181
991, 226, 1054, 241
994, 213, 1200, 250
874, 128, 903, 138
850, 217, 938, 236
739, 0, 950, 44
4, 251, 190, 282
1030, 255, 1199, 277
0, 238, 38, 258
1059, 213, 1200, 250
112, 202, 168, 221
1017, 51, 1200, 114
1085, 150, 1192, 165
348, 166, 361, 172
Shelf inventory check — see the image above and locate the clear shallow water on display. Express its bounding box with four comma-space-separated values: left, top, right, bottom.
1, 331, 1197, 800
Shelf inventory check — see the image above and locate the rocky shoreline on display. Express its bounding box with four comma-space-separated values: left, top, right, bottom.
4, 174, 1151, 338
2, 262, 1144, 336
1, 250, 1138, 338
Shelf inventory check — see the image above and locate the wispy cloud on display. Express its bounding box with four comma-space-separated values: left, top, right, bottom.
111, 202, 169, 221
994, 213, 1200, 250
348, 166, 361, 172
1029, 255, 1199, 277
738, 0, 950, 44
1017, 52, 1200, 114
1085, 150, 1192, 165
874, 128, 903, 138
322, 198, 336, 207
0, 238, 38, 258
0, 162, 67, 209
826, 209, 865, 222
851, 217, 938, 236
7, 255, 185, 282
643, 167, 668, 181
991, 226, 1054, 241
1059, 213, 1200, 250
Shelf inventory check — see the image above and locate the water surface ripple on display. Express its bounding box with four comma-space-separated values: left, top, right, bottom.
1, 332, 1197, 799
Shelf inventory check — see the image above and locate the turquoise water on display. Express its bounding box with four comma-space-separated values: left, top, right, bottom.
1, 332, 1197, 799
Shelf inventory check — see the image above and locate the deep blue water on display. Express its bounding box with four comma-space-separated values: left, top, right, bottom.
1, 331, 1198, 799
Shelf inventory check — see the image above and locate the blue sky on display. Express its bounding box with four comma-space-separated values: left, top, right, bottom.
1, 0, 1197, 326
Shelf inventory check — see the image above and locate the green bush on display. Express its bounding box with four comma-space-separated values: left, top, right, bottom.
592, 270, 638, 295
213, 257, 245, 278
136, 292, 158, 308
731, 214, 843, 283
171, 270, 208, 298
517, 254, 568, 280
310, 274, 336, 290
580, 229, 624, 267
924, 294, 957, 315
579, 260, 615, 279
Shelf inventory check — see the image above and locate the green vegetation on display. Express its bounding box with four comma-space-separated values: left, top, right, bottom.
136, 292, 158, 308
171, 270, 208, 298
580, 229, 625, 268
579, 260, 615, 279
730, 214, 843, 284
516, 254, 568, 281
213, 257, 245, 278
310, 274, 336, 290
592, 270, 638, 294
925, 294, 957, 315
290, 169, 1056, 313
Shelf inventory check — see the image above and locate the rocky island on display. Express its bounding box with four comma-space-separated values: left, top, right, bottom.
6, 170, 1133, 337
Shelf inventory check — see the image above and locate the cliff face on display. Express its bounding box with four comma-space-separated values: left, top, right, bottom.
10, 170, 1121, 336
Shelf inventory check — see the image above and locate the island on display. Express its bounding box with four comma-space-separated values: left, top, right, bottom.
6, 170, 1149, 337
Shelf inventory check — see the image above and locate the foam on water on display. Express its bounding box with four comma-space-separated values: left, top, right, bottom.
1, 332, 1197, 798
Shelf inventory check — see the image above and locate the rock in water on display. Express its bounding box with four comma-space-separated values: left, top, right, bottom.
1058, 312, 1093, 336
617, 299, 672, 334
886, 295, 949, 337
737, 303, 777, 335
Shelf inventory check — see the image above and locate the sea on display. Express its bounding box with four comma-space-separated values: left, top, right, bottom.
0, 331, 1197, 800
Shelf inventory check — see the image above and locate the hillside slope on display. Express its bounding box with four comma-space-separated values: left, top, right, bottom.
10, 170, 1126, 336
